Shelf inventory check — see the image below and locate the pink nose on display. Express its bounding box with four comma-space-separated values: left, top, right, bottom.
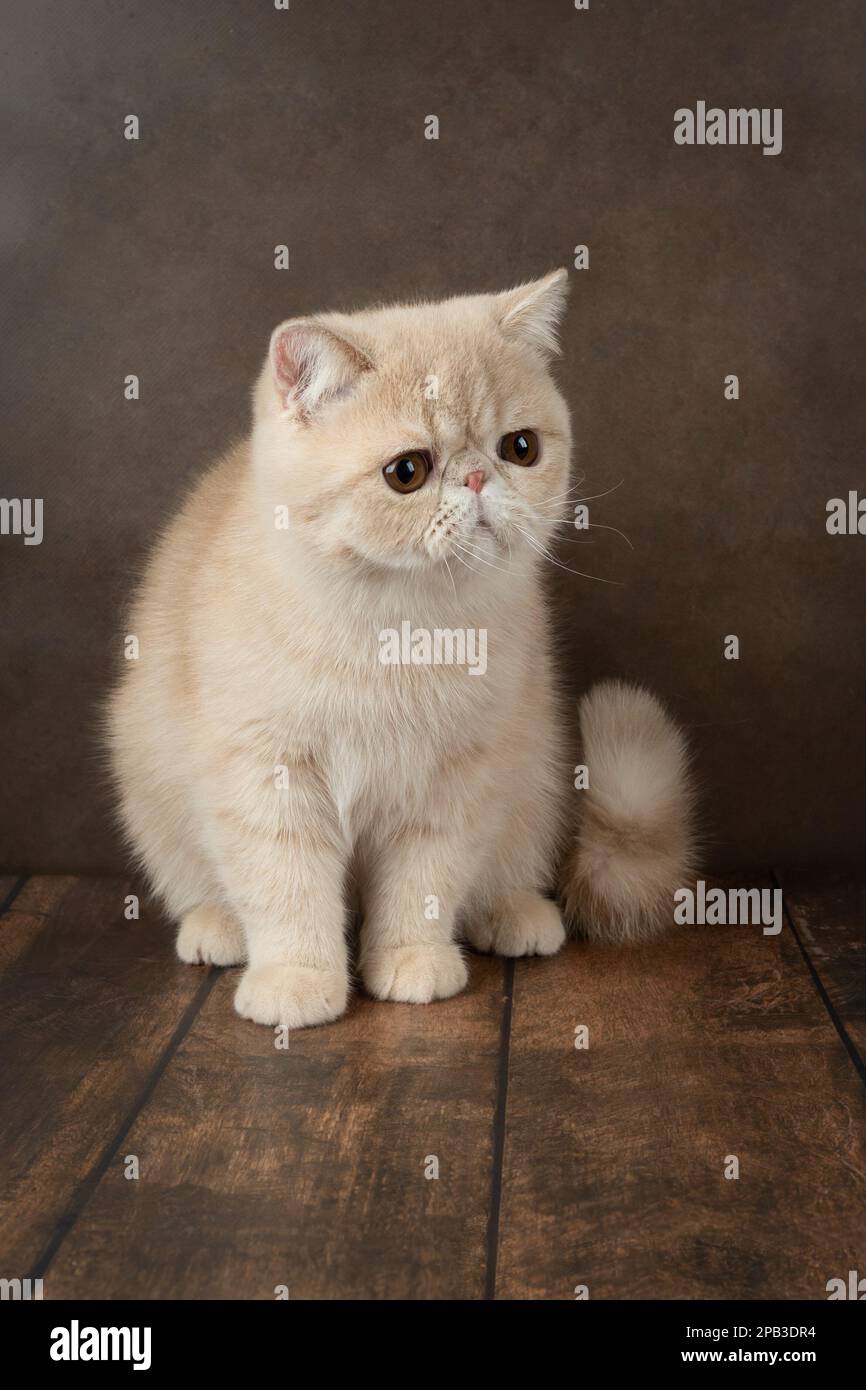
464, 470, 486, 494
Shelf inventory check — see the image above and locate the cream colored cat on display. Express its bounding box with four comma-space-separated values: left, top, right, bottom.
107, 271, 694, 1029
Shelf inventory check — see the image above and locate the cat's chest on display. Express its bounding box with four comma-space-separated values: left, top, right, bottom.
320, 646, 499, 743
308, 647, 505, 818
287, 607, 504, 729
261, 596, 531, 819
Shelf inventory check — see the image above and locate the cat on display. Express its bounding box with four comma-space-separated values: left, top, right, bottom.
107, 270, 694, 1029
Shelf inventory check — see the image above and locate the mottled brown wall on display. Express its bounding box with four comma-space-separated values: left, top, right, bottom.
1, 0, 864, 873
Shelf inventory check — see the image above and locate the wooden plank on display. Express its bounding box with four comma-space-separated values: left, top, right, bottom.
0, 876, 211, 1276
45, 955, 506, 1299
498, 886, 866, 1299
780, 872, 866, 1060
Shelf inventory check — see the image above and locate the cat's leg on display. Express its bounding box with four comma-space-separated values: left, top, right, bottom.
358, 731, 524, 1000
462, 725, 567, 959
359, 819, 478, 1004
359, 835, 468, 1002
113, 742, 234, 960
205, 750, 349, 1028
464, 842, 566, 959
176, 903, 246, 966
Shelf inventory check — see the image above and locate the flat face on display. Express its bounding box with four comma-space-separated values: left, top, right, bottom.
257, 289, 572, 574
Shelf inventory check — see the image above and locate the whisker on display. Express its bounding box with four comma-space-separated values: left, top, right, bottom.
537, 469, 586, 505
536, 477, 625, 511
515, 498, 593, 543
514, 526, 623, 586
450, 549, 489, 581
442, 551, 458, 599
519, 492, 631, 547
581, 520, 633, 549
457, 535, 515, 561
452, 540, 517, 577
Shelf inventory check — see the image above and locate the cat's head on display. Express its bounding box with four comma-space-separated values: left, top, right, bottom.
252, 272, 572, 576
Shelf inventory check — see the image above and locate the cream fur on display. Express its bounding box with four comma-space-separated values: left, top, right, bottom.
107, 272, 694, 1028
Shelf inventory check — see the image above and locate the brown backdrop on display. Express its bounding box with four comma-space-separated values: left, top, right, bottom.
1, 0, 864, 874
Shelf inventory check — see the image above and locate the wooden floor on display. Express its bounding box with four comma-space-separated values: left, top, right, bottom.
1, 873, 864, 1300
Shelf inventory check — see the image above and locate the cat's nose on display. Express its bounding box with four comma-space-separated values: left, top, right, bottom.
464, 470, 486, 494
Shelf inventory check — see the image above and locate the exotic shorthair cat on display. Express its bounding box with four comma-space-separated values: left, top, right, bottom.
108, 271, 694, 1029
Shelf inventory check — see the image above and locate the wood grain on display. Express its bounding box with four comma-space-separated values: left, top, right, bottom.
8, 872, 866, 1300
497, 888, 866, 1299
46, 953, 507, 1299
780, 872, 866, 1060
0, 876, 209, 1275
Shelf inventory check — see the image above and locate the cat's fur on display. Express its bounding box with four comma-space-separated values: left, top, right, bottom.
107, 271, 694, 1028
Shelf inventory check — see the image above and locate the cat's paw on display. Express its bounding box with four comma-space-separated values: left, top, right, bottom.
465, 892, 566, 957
177, 905, 247, 966
234, 963, 349, 1028
361, 941, 468, 1004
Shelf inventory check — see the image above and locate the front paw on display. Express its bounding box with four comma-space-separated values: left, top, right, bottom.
177, 904, 246, 966
361, 941, 468, 1004
465, 892, 566, 957
234, 962, 349, 1029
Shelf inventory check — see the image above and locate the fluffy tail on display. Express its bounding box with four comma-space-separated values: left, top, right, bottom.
559, 680, 696, 943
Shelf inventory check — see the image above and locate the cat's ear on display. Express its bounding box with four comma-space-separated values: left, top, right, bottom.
494, 269, 570, 357
268, 319, 372, 418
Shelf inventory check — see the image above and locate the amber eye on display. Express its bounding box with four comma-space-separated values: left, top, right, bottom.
383, 450, 430, 493
498, 430, 540, 466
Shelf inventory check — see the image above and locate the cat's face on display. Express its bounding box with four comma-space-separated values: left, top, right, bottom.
252, 272, 572, 578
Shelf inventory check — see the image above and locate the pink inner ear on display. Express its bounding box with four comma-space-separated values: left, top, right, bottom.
273, 327, 313, 396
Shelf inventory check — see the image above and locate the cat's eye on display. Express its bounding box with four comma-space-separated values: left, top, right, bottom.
383, 450, 431, 493
498, 430, 540, 466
